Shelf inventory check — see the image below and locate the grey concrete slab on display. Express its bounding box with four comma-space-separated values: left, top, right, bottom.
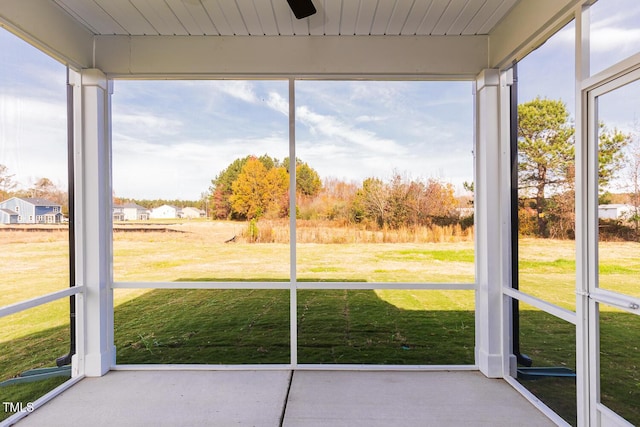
16, 370, 291, 427
283, 371, 556, 427
12, 370, 558, 427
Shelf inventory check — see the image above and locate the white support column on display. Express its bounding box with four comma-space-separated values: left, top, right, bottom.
475, 69, 505, 378
76, 68, 114, 377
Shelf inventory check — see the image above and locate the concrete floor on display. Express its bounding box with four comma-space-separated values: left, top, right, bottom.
13, 370, 556, 427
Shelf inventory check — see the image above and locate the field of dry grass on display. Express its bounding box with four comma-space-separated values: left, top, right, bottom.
0, 221, 474, 341
2, 221, 639, 345
3, 221, 640, 343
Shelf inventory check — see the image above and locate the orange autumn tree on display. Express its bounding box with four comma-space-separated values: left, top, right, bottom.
229, 156, 289, 219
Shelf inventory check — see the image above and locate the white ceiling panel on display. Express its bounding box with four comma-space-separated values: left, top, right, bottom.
164, 0, 202, 35
400, 0, 433, 36
369, 1, 396, 35
416, 0, 449, 35
321, 0, 342, 35
131, 0, 188, 35
476, 0, 520, 34
432, 0, 471, 35
354, 0, 377, 35
51, 0, 521, 37
201, 1, 232, 35
217, 1, 248, 35
165, 0, 216, 35
307, 4, 326, 36
94, 0, 156, 35
235, 0, 262, 35
449, 0, 485, 35
55, 0, 124, 34
253, 1, 280, 35
291, 10, 310, 35
340, 0, 360, 35
385, 0, 416, 35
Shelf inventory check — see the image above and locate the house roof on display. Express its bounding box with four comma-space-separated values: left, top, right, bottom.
0, 208, 18, 216
1, 196, 61, 207
123, 202, 148, 210
20, 197, 61, 206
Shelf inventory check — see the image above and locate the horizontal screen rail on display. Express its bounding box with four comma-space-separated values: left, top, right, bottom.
113, 281, 475, 290
112, 363, 478, 371
589, 289, 640, 314
296, 282, 475, 290
503, 287, 576, 325
0, 286, 83, 318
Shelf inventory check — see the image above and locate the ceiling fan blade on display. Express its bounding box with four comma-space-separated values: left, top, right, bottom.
286, 0, 316, 19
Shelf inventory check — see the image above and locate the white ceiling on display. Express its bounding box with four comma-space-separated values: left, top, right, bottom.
52, 0, 520, 37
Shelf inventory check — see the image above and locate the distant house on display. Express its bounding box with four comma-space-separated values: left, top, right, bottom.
0, 208, 19, 224
0, 197, 63, 224
122, 203, 150, 221
112, 204, 125, 221
598, 204, 636, 220
181, 207, 206, 219
150, 204, 181, 219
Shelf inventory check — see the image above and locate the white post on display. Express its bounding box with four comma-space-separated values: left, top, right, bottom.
499, 68, 518, 378
76, 68, 114, 377
474, 69, 505, 378
289, 78, 297, 367
575, 5, 592, 426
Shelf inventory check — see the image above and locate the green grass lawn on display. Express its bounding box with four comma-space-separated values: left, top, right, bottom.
112, 288, 475, 366
1, 227, 640, 425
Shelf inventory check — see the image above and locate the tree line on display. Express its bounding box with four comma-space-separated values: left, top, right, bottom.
0, 165, 204, 216
112, 197, 203, 210
207, 154, 468, 230
3, 97, 638, 239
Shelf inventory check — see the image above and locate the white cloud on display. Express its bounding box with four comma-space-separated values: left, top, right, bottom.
215, 81, 258, 103
266, 91, 288, 115
296, 105, 403, 155
350, 83, 398, 106
112, 138, 219, 200
111, 134, 289, 199
355, 115, 387, 123
0, 94, 67, 189
529, 6, 640, 63
113, 111, 183, 136
290, 81, 474, 188
590, 27, 640, 54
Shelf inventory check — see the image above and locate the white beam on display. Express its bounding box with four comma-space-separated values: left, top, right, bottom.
0, 0, 93, 69
489, 0, 582, 69
474, 69, 505, 378
94, 35, 488, 78
77, 69, 114, 377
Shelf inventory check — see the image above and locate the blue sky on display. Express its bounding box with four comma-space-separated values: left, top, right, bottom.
0, 31, 67, 194
110, 78, 473, 199
1, 0, 639, 201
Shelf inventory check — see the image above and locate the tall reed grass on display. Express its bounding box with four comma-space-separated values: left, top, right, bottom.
239, 219, 474, 244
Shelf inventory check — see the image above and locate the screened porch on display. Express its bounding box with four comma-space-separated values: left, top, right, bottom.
1, 1, 640, 426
